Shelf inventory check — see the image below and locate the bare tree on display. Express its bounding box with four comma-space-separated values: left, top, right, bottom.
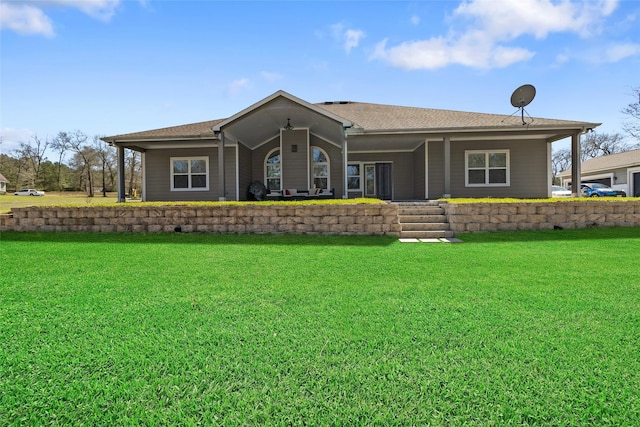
580, 132, 629, 161
126, 150, 141, 197
51, 132, 71, 191
18, 135, 49, 188
621, 86, 640, 145
551, 147, 572, 184
65, 130, 97, 196
90, 135, 116, 196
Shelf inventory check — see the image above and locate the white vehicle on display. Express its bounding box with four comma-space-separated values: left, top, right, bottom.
551, 185, 571, 198
14, 189, 45, 196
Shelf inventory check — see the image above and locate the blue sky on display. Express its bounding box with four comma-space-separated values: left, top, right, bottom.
1, 0, 639, 155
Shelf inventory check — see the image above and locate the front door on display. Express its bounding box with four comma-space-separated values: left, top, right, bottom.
364, 162, 392, 199
633, 172, 640, 197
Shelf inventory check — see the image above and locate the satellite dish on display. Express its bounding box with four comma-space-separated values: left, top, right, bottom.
510, 84, 536, 108
506, 84, 536, 125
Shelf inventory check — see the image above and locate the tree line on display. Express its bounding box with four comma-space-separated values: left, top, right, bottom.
0, 130, 141, 196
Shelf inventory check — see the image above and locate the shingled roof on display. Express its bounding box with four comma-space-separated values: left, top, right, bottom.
317, 101, 589, 131
104, 99, 596, 141
559, 148, 640, 176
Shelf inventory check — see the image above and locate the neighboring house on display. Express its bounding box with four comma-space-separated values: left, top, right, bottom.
0, 173, 8, 194
559, 148, 640, 197
102, 90, 599, 202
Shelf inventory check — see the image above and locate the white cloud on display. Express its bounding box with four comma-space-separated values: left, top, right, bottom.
371, 0, 621, 70
228, 78, 251, 96
0, 3, 54, 37
331, 23, 365, 53
603, 43, 640, 62
344, 29, 365, 53
0, 0, 128, 37
410, 15, 420, 26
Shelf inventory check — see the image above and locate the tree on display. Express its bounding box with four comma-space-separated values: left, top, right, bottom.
64, 130, 97, 196
125, 150, 140, 197
621, 86, 640, 145
551, 147, 572, 184
580, 132, 629, 161
89, 135, 116, 196
51, 132, 71, 191
17, 135, 49, 188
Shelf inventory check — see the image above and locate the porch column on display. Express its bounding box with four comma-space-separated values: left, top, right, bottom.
117, 145, 126, 202
343, 131, 349, 199
218, 131, 226, 201
443, 137, 451, 198
571, 131, 582, 197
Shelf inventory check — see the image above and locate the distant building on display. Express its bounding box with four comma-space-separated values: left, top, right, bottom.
0, 173, 8, 194
559, 148, 640, 197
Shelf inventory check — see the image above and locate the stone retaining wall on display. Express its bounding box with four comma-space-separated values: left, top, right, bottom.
441, 201, 640, 233
0, 204, 401, 235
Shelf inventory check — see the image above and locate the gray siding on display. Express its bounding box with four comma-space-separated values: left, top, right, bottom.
427, 141, 445, 199
238, 143, 253, 200
447, 139, 548, 198
145, 147, 237, 201
413, 143, 426, 199
281, 129, 309, 190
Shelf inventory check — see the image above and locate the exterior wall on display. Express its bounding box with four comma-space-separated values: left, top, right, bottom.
281, 129, 309, 190
413, 144, 426, 199
252, 137, 279, 189
427, 139, 549, 199
442, 201, 640, 233
1, 204, 400, 235
347, 152, 415, 200
144, 147, 236, 201
427, 141, 445, 199
237, 143, 253, 201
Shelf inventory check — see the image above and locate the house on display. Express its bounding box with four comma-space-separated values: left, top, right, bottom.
0, 173, 8, 194
558, 148, 640, 197
102, 90, 599, 202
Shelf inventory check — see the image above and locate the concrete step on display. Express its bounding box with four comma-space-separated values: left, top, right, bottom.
398, 214, 448, 223
401, 222, 451, 231
397, 206, 444, 215
399, 230, 455, 238
394, 201, 441, 206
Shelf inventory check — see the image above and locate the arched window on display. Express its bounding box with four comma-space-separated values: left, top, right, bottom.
312, 147, 329, 190
265, 149, 281, 191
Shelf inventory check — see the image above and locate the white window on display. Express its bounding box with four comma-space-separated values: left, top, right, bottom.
171, 157, 209, 191
265, 149, 281, 191
311, 147, 329, 189
347, 163, 361, 191
465, 150, 510, 187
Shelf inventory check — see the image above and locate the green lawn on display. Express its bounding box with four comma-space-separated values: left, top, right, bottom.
1, 229, 639, 425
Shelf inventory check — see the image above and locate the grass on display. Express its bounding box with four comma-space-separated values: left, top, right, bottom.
0, 192, 120, 213
0, 192, 383, 213
1, 228, 639, 425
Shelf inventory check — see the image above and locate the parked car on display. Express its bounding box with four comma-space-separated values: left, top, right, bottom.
580, 183, 622, 197
552, 185, 571, 197
14, 189, 45, 196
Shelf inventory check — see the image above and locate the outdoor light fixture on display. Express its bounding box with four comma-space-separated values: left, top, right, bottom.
284, 118, 293, 131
